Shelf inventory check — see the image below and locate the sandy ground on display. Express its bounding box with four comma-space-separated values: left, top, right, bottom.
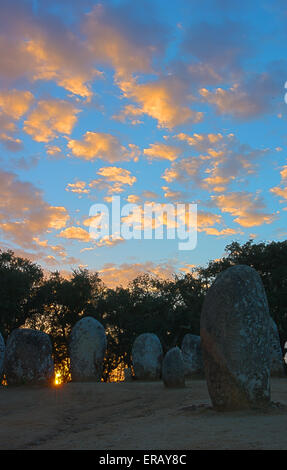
0, 378, 287, 450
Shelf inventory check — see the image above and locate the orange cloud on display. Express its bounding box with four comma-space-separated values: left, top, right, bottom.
211, 192, 275, 227
24, 99, 80, 142
32, 237, 69, 264
175, 132, 225, 148
142, 190, 159, 200
203, 227, 240, 236
98, 260, 175, 288
200, 85, 257, 118
162, 132, 266, 192
117, 76, 203, 129
199, 69, 280, 119
113, 104, 144, 125
65, 181, 90, 195
270, 186, 287, 201
0, 5, 99, 99
67, 131, 139, 162
0, 89, 34, 119
126, 194, 141, 204
46, 145, 62, 156
89, 167, 136, 194
270, 165, 287, 202
0, 170, 69, 249
84, 3, 166, 77
66, 167, 137, 198
0, 89, 34, 149
58, 226, 91, 243
161, 186, 187, 201
179, 263, 196, 274
96, 167, 136, 186
143, 143, 182, 161
60, 222, 124, 248
23, 38, 98, 100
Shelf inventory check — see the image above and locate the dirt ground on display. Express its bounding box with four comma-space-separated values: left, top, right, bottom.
0, 378, 287, 450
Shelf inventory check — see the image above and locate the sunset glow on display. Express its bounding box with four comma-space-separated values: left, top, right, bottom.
0, 0, 286, 286
54, 371, 62, 386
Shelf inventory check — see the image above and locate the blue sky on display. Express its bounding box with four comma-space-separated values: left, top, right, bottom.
0, 0, 286, 286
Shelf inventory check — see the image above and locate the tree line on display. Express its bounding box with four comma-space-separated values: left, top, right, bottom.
0, 239, 286, 382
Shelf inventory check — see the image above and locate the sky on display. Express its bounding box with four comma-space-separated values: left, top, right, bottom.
0, 0, 287, 287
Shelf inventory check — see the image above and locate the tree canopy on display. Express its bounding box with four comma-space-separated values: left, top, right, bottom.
0, 239, 286, 382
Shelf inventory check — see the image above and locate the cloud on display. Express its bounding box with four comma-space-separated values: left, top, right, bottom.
161, 186, 187, 201
89, 166, 137, 194
179, 263, 196, 274
125, 191, 159, 204
0, 134, 22, 152
211, 192, 276, 227
200, 65, 285, 120
116, 75, 203, 129
182, 20, 250, 80
270, 165, 287, 202
0, 1, 169, 99
23, 35, 99, 100
0, 169, 69, 249
0, 89, 34, 149
126, 194, 141, 204
95, 166, 136, 186
161, 132, 266, 192
194, 210, 240, 236
66, 167, 137, 197
32, 236, 73, 266
58, 226, 91, 242
46, 145, 62, 156
0, 2, 99, 98
202, 227, 240, 236
90, 198, 237, 239
98, 260, 175, 288
59, 222, 125, 248
0, 89, 34, 119
67, 131, 139, 162
143, 143, 182, 161
65, 181, 90, 195
113, 104, 144, 125
141, 190, 159, 200
84, 2, 168, 77
270, 186, 287, 201
24, 98, 80, 142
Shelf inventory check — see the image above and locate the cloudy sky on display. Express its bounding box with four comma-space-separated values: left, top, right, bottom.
1, 0, 287, 286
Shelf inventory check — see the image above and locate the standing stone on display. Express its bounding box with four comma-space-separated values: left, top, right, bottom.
0, 333, 5, 379
69, 316, 107, 382
162, 347, 185, 388
270, 318, 285, 377
124, 367, 133, 382
201, 265, 271, 411
132, 333, 163, 380
181, 334, 204, 378
4, 328, 54, 385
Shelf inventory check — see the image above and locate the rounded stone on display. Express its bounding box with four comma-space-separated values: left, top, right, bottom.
4, 328, 54, 386
0, 332, 5, 378
270, 318, 285, 377
132, 333, 163, 380
124, 367, 133, 382
200, 265, 271, 411
162, 347, 185, 388
69, 316, 107, 382
181, 334, 204, 378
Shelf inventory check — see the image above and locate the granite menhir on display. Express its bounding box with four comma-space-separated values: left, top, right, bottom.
200, 265, 271, 411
